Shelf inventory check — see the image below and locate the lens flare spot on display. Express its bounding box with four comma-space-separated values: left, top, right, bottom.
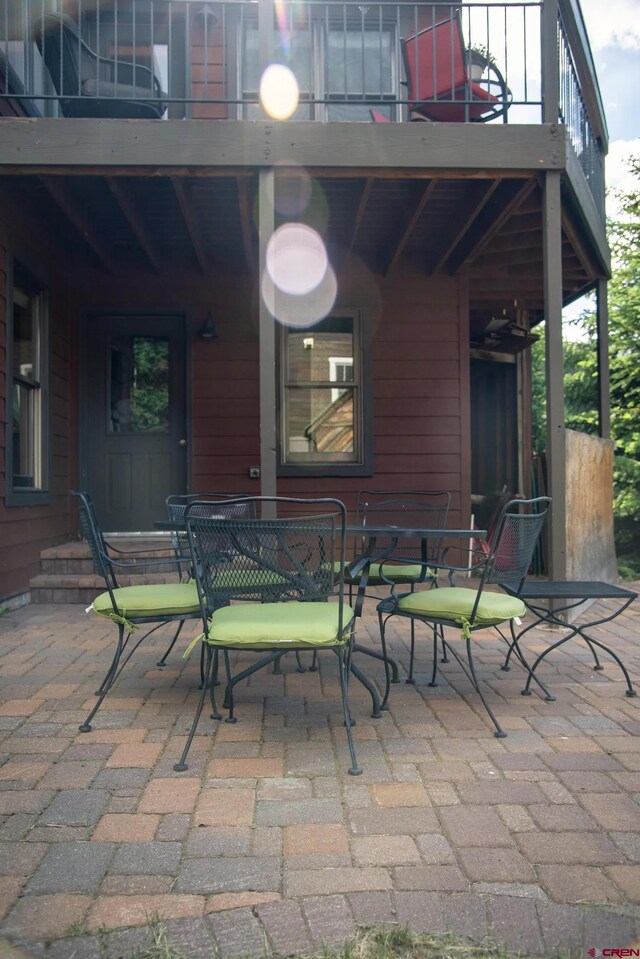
260, 63, 299, 120
261, 264, 338, 329
266, 223, 328, 296
272, 162, 313, 217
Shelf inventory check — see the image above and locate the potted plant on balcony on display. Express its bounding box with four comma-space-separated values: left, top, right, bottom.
466, 44, 495, 81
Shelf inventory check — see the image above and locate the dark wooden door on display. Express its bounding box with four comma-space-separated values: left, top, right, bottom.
470, 357, 519, 528
82, 314, 187, 531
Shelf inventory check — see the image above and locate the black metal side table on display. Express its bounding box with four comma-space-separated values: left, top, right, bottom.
501, 580, 638, 700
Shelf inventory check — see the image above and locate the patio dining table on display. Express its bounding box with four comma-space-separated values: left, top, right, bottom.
154, 515, 485, 715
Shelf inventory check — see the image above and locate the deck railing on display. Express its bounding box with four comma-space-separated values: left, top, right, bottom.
0, 0, 606, 210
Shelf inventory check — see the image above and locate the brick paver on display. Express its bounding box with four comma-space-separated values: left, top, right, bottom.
1, 595, 640, 957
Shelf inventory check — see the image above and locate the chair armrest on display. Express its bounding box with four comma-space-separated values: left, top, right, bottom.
88, 54, 164, 98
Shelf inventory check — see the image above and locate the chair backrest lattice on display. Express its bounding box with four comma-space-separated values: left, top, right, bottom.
185, 496, 347, 613
355, 489, 451, 565
71, 490, 119, 593
482, 497, 551, 594
166, 493, 257, 577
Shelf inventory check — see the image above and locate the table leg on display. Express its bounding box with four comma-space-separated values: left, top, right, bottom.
521, 597, 637, 697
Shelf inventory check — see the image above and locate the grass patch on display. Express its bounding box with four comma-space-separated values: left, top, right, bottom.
126, 922, 547, 959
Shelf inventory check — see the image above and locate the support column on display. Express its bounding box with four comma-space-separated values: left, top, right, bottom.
543, 170, 567, 581
596, 278, 611, 439
258, 0, 277, 517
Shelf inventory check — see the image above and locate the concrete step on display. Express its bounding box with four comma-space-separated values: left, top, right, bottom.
31, 538, 183, 604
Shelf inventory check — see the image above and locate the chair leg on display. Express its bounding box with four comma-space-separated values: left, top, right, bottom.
465, 635, 506, 738
335, 646, 362, 776
440, 626, 449, 662
349, 660, 382, 718
81, 623, 127, 732
377, 608, 393, 711
174, 644, 219, 772
406, 619, 417, 684
156, 619, 185, 667
428, 625, 439, 687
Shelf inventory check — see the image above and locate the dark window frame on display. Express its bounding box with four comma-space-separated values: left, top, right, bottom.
4, 254, 52, 507
278, 307, 374, 478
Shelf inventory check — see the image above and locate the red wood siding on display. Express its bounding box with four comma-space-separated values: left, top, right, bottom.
0, 238, 77, 601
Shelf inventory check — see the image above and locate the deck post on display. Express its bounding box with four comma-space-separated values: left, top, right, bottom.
258, 0, 278, 517
596, 278, 611, 439
541, 0, 559, 124
543, 169, 567, 581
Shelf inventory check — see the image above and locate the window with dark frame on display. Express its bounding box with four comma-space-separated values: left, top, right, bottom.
9, 263, 49, 498
239, 9, 397, 121
280, 313, 366, 469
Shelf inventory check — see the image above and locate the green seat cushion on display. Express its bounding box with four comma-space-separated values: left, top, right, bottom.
397, 587, 525, 627
338, 561, 433, 584
90, 582, 200, 622
202, 601, 355, 649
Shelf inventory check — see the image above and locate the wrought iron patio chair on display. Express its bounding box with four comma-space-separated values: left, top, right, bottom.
401, 11, 511, 123
377, 496, 551, 736
34, 12, 166, 119
174, 496, 362, 775
72, 490, 200, 732
165, 493, 256, 583
345, 490, 451, 681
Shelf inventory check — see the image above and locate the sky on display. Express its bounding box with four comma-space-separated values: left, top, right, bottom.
579, 0, 640, 215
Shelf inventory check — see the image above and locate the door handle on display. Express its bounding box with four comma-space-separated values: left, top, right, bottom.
178, 439, 187, 448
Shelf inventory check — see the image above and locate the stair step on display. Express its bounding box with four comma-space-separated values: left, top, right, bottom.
30, 571, 182, 605
30, 537, 184, 604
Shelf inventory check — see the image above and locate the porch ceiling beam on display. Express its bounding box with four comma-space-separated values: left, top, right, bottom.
561, 208, 601, 278
105, 177, 161, 274
481, 231, 543, 255
171, 177, 208, 274
427, 179, 500, 275
40, 175, 116, 274
336, 177, 374, 276
443, 180, 538, 274
0, 120, 566, 175
383, 180, 437, 276
471, 241, 576, 270
497, 212, 543, 236
237, 176, 255, 273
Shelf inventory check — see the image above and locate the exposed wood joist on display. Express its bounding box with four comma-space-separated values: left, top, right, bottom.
561, 209, 602, 279
383, 180, 437, 275
427, 179, 500, 275
443, 180, 538, 274
336, 177, 374, 275
496, 211, 542, 237
40, 175, 116, 273
106, 177, 161, 274
171, 177, 208, 274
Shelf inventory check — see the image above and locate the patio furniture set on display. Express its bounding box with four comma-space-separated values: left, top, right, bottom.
71, 489, 637, 778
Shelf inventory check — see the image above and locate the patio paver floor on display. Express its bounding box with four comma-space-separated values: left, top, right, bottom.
1, 589, 639, 957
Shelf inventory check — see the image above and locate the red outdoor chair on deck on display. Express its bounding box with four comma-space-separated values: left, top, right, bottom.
401, 12, 511, 123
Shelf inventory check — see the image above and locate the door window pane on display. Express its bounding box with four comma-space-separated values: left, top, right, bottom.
108, 336, 170, 433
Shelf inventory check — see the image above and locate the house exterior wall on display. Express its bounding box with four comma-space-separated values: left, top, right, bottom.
0, 235, 470, 599
0, 232, 77, 601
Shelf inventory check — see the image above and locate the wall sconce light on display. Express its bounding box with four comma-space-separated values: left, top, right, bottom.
303, 337, 314, 349
197, 312, 219, 341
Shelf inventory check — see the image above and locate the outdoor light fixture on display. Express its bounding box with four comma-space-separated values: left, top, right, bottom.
303, 337, 314, 349
197, 312, 219, 341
